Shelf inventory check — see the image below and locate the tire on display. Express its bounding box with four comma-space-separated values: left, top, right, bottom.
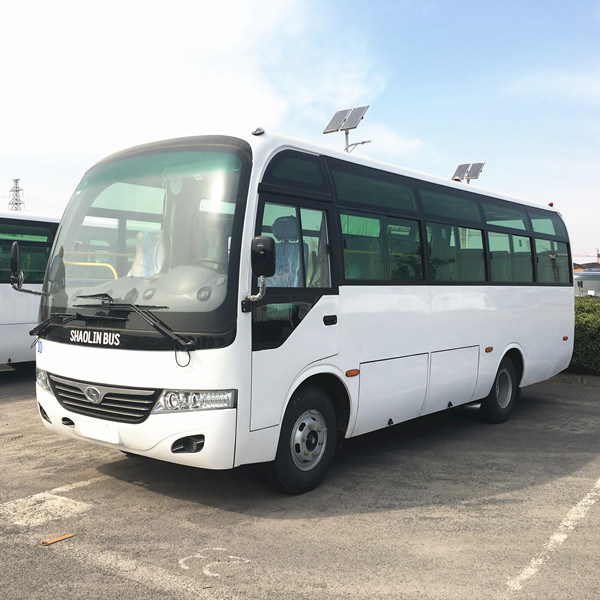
479, 356, 518, 423
268, 385, 337, 495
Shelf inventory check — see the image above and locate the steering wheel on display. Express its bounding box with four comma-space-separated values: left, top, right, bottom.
195, 257, 228, 272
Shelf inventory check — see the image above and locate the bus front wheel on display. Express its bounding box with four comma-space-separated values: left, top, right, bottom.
479, 356, 517, 423
269, 385, 337, 495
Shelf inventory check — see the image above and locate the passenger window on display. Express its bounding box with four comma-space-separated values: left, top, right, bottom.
529, 208, 568, 238
261, 151, 328, 195
340, 213, 385, 280
481, 201, 528, 231
488, 232, 533, 283
328, 159, 417, 213
421, 188, 481, 225
427, 223, 485, 282
260, 202, 331, 288
388, 217, 423, 281
535, 239, 570, 284
300, 208, 331, 287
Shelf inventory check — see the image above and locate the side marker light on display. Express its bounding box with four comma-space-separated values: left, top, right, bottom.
345, 369, 360, 378
485, 347, 493, 353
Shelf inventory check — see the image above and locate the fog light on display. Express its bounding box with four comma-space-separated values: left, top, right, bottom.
171, 435, 205, 454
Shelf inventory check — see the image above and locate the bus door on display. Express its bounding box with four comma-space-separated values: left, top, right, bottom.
250, 196, 339, 431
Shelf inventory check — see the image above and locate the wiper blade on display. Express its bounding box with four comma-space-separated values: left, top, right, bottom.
76, 292, 115, 302
30, 311, 126, 338
30, 313, 78, 337
120, 303, 195, 352
75, 294, 194, 352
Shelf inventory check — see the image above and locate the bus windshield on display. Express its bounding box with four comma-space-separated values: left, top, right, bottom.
40, 137, 251, 347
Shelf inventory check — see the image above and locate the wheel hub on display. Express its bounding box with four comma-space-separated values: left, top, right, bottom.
290, 409, 328, 471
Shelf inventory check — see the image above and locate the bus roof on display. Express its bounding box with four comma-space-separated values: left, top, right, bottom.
0, 209, 61, 223
89, 130, 560, 215
244, 130, 558, 214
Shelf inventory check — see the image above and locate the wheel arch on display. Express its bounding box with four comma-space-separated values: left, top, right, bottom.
504, 346, 524, 388
294, 372, 351, 439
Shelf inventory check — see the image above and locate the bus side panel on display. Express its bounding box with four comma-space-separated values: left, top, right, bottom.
339, 285, 573, 438
0, 285, 42, 364
353, 353, 428, 436
421, 346, 479, 416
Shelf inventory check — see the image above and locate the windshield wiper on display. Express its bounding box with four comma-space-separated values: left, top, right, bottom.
75, 293, 195, 352
30, 311, 126, 338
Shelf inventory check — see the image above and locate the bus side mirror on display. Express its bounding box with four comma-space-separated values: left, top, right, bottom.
251, 236, 276, 278
9, 240, 45, 296
10, 241, 24, 289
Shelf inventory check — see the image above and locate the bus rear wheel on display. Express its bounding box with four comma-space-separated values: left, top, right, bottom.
269, 385, 337, 495
479, 356, 517, 423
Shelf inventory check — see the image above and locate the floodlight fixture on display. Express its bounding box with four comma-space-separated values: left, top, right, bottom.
323, 105, 370, 152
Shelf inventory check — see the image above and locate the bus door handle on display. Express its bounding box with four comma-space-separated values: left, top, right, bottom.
323, 315, 337, 326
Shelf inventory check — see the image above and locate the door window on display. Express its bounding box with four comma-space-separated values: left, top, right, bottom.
260, 202, 331, 288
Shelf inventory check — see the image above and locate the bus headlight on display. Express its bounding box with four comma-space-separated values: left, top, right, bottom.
36, 368, 52, 393
153, 389, 237, 413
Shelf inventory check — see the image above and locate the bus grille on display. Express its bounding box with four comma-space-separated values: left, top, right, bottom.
48, 374, 161, 424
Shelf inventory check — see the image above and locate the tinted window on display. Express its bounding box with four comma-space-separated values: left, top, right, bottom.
260, 202, 331, 288
535, 239, 570, 284
481, 201, 528, 231
262, 151, 328, 195
427, 223, 485, 282
340, 212, 423, 282
340, 213, 385, 280
488, 231, 533, 283
0, 220, 55, 283
328, 159, 417, 213
388, 217, 423, 281
529, 208, 568, 238
420, 188, 481, 225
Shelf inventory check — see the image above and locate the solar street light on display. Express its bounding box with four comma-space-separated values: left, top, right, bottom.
323, 105, 371, 152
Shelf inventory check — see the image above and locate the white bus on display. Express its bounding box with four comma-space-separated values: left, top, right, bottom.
12, 132, 573, 493
1, 210, 59, 367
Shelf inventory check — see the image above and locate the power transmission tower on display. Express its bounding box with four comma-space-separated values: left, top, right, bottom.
8, 179, 24, 211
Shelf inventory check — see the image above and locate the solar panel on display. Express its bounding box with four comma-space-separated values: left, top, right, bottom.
341, 105, 369, 130
323, 109, 351, 134
452, 164, 470, 181
466, 162, 485, 180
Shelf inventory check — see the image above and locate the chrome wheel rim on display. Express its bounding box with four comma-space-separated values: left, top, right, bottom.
289, 409, 328, 471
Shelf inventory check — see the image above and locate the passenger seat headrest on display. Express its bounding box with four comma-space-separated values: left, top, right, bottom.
272, 216, 300, 242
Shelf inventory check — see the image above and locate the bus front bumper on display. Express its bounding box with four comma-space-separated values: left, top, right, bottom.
36, 386, 236, 470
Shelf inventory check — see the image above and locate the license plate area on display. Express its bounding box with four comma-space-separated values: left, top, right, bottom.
79, 417, 120, 444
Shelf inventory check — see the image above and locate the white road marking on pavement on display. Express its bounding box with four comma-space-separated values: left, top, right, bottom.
49, 542, 215, 599
179, 547, 251, 577
507, 476, 600, 591
0, 492, 90, 527
0, 476, 110, 527
50, 475, 110, 494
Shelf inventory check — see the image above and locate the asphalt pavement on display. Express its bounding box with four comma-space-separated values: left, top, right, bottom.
1, 365, 600, 600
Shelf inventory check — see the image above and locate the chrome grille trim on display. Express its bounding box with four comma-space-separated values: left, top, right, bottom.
48, 373, 161, 424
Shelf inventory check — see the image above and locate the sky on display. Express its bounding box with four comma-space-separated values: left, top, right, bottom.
1, 0, 599, 257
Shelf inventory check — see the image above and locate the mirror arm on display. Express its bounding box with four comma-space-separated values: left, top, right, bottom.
246, 275, 267, 302
10, 277, 47, 296
241, 275, 266, 313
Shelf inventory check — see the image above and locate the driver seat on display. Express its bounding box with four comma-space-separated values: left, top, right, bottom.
128, 231, 166, 277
